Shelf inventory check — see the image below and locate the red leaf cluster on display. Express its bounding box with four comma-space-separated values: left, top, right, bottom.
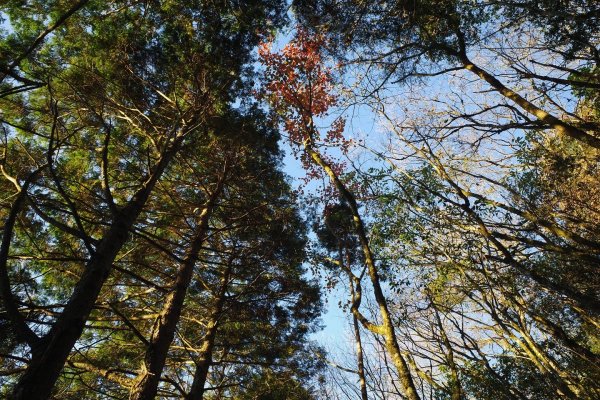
258, 28, 350, 155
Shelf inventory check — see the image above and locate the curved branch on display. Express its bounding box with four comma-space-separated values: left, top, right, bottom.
0, 166, 46, 348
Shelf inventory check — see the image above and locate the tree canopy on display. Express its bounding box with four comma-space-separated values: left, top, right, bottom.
1, 1, 599, 399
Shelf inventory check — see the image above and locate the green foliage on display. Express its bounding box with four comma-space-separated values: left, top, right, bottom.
0, 1, 327, 398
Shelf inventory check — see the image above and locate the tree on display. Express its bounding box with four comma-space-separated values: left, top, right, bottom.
15, 106, 324, 400
0, 1, 289, 398
313, 203, 369, 400
259, 29, 421, 400
293, 0, 600, 148
288, 2, 600, 397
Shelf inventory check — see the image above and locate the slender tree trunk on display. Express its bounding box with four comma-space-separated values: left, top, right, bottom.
418, 147, 600, 318
0, 167, 45, 349
129, 179, 223, 400
349, 271, 368, 400
305, 142, 421, 400
431, 304, 462, 400
482, 292, 579, 399
498, 288, 600, 368
12, 140, 182, 400
528, 308, 600, 367
514, 309, 584, 398
186, 262, 231, 400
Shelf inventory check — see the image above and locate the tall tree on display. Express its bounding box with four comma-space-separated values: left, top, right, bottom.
0, 1, 287, 398
293, 0, 600, 148
259, 29, 421, 400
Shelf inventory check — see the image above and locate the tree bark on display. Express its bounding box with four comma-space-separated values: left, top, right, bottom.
305, 142, 421, 400
12, 139, 182, 400
129, 178, 224, 400
186, 262, 231, 400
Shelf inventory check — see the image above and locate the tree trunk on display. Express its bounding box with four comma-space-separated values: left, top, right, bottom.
305, 143, 421, 400
458, 54, 600, 149
129, 179, 223, 400
431, 303, 462, 400
12, 141, 181, 400
349, 274, 368, 400
0, 167, 45, 349
421, 150, 600, 318
186, 262, 231, 400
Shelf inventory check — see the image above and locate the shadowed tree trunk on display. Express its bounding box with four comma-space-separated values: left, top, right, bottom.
13, 137, 184, 400
129, 177, 224, 400
186, 261, 232, 400
0, 166, 46, 349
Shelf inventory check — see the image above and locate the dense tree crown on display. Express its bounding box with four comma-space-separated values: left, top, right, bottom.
1, 0, 599, 399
